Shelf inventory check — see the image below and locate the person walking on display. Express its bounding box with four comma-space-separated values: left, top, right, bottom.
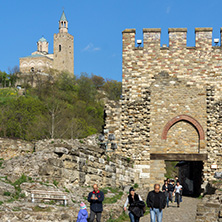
76, 202, 88, 222
146, 184, 166, 222
162, 180, 170, 207
124, 187, 144, 222
168, 179, 174, 203
173, 181, 183, 207
87, 184, 104, 222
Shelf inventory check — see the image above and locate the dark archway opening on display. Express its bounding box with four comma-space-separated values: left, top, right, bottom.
178, 161, 203, 197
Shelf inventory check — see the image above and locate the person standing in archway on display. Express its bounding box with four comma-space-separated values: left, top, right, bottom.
146, 184, 166, 222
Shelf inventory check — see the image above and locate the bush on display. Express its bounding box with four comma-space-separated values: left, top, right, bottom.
133, 183, 139, 188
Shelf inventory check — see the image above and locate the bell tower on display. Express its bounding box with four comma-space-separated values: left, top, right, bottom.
59, 11, 68, 33
53, 11, 74, 74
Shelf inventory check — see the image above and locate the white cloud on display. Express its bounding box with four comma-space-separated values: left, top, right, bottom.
166, 6, 171, 14
82, 43, 101, 52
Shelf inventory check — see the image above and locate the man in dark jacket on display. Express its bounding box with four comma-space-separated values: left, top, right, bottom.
88, 184, 104, 222
146, 184, 166, 222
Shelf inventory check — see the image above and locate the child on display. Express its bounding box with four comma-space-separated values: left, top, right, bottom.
77, 202, 88, 222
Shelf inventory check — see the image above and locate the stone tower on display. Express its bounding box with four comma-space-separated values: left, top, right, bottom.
53, 11, 74, 74
105, 27, 222, 193
37, 37, 49, 54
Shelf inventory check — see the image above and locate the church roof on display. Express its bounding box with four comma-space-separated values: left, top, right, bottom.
27, 54, 44, 58
20, 54, 53, 60
38, 37, 47, 42
60, 11, 67, 22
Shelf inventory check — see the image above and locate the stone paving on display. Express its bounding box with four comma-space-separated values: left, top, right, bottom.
140, 196, 200, 222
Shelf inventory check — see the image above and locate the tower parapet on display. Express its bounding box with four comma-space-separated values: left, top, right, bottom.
143, 28, 161, 49
122, 27, 217, 49
168, 28, 187, 48
195, 28, 212, 48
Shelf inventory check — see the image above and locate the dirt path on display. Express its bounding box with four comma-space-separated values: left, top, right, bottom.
140, 196, 200, 222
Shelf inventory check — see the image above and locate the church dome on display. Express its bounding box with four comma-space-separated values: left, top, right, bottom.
38, 37, 47, 42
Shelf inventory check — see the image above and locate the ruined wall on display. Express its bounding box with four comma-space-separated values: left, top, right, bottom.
0, 136, 134, 188
196, 182, 222, 222
0, 138, 33, 160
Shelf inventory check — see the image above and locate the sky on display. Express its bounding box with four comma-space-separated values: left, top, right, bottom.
1, 0, 222, 81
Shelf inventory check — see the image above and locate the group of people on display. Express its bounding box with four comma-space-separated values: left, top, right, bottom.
162, 176, 183, 208
124, 176, 183, 222
76, 177, 183, 222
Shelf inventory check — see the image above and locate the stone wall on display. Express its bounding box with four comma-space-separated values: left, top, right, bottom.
0, 136, 134, 188
0, 138, 33, 160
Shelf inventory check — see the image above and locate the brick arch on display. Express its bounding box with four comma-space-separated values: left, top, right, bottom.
161, 115, 205, 140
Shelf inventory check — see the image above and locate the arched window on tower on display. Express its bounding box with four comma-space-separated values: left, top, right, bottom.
40, 45, 42, 52
64, 22, 66, 27
59, 45, 61, 52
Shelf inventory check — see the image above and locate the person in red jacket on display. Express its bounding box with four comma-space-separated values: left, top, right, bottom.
87, 184, 104, 222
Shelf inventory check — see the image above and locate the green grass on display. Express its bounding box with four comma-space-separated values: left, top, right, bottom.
0, 88, 18, 104
64, 187, 70, 193
33, 206, 52, 212
53, 180, 59, 187
12, 207, 21, 211
103, 191, 123, 204
1, 174, 30, 202
101, 187, 120, 195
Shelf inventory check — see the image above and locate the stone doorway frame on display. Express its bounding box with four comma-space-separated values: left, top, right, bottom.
161, 114, 205, 151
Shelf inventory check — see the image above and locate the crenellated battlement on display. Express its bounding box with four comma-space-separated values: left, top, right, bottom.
122, 27, 221, 49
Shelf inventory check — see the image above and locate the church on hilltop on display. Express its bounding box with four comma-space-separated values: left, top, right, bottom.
19, 11, 74, 74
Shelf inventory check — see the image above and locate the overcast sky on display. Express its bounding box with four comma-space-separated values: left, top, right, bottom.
1, 0, 221, 81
